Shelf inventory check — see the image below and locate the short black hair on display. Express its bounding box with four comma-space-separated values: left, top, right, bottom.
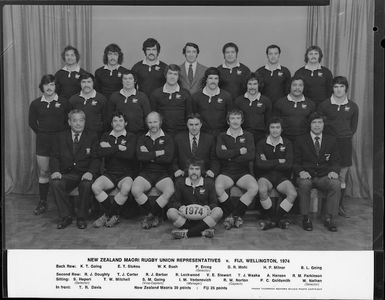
142, 38, 161, 53
222, 42, 239, 54
266, 44, 281, 55
332, 76, 349, 92
103, 43, 124, 65
267, 116, 284, 128
39, 74, 56, 93
111, 111, 128, 123
308, 111, 326, 124
245, 72, 264, 92
289, 75, 305, 86
226, 109, 244, 123
121, 69, 138, 84
186, 113, 202, 123
183, 42, 200, 55
61, 45, 80, 63
79, 72, 95, 82
201, 67, 221, 89
186, 159, 205, 175
164, 64, 181, 77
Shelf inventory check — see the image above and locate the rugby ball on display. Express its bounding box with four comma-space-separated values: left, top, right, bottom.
183, 204, 209, 221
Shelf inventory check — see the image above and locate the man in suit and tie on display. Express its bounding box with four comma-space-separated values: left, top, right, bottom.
173, 113, 219, 179
50, 109, 101, 229
294, 112, 341, 232
179, 42, 207, 95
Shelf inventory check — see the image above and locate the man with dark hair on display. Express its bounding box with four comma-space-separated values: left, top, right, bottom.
274, 76, 316, 143
255, 116, 297, 230
69, 73, 108, 136
131, 111, 175, 229
94, 43, 129, 100
215, 109, 258, 230
50, 109, 100, 229
217, 42, 251, 100
234, 72, 272, 145
191, 67, 233, 135
150, 64, 193, 136
294, 45, 333, 107
173, 113, 219, 179
131, 38, 168, 98
255, 44, 291, 104
179, 42, 207, 95
55, 45, 88, 100
318, 76, 359, 217
108, 70, 151, 135
91, 111, 137, 228
167, 159, 223, 239
29, 74, 70, 215
294, 112, 341, 232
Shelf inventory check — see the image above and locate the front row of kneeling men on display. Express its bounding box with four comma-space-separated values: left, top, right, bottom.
51, 108, 340, 238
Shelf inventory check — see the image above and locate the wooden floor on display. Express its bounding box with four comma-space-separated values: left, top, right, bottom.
4, 193, 372, 250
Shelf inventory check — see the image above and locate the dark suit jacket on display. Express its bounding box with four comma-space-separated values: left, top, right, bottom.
293, 133, 340, 178
173, 131, 220, 176
50, 129, 101, 176
179, 62, 207, 95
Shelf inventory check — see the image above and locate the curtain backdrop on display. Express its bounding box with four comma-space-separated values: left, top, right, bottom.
306, 0, 374, 199
3, 5, 92, 194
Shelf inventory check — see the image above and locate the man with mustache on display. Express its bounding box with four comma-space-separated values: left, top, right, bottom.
274, 76, 316, 143
191, 67, 233, 136
294, 46, 333, 108
255, 44, 291, 105
234, 73, 272, 145
167, 159, 223, 239
94, 43, 129, 100
150, 64, 193, 136
68, 73, 108, 137
131, 111, 175, 229
131, 38, 168, 98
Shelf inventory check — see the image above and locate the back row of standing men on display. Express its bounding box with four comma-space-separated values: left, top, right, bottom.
29, 38, 358, 237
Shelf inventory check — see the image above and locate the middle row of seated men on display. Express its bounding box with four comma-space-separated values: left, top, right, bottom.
51, 107, 341, 239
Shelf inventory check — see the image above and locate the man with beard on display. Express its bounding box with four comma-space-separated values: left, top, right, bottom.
132, 38, 168, 98
167, 159, 223, 239
94, 43, 129, 100
192, 67, 233, 136
131, 112, 175, 229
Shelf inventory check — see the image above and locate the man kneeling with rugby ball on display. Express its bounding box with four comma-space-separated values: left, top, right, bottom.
167, 159, 223, 239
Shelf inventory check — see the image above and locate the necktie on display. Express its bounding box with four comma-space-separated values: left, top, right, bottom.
73, 133, 79, 154
314, 136, 320, 156
188, 64, 194, 84
192, 136, 198, 155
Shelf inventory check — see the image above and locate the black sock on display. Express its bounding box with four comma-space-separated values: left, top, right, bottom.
39, 183, 49, 202
100, 197, 111, 216
150, 199, 163, 216
187, 220, 209, 237
110, 199, 123, 216
180, 219, 192, 229
264, 207, 275, 219
141, 200, 152, 214
233, 201, 248, 217
220, 198, 234, 217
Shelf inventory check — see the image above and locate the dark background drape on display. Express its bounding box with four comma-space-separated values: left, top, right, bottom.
3, 5, 92, 194
306, 0, 374, 199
